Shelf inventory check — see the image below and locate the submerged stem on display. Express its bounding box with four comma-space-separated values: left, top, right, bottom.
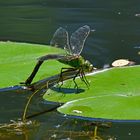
22, 82, 48, 122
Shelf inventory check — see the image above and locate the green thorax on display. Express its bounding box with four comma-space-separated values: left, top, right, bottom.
58, 55, 93, 72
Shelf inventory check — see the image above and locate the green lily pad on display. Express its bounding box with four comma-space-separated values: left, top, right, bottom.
0, 41, 65, 88
44, 66, 140, 120
2, 41, 140, 120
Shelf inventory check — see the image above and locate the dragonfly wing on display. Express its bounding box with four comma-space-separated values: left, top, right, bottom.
50, 27, 70, 54
70, 25, 90, 55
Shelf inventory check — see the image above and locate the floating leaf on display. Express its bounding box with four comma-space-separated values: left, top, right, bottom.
44, 66, 140, 120
0, 41, 65, 88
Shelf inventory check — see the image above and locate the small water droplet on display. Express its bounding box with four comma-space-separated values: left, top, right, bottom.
128, 132, 132, 135
72, 110, 82, 114
118, 12, 121, 15
135, 13, 140, 17
55, 124, 61, 128
64, 114, 67, 117
51, 134, 57, 138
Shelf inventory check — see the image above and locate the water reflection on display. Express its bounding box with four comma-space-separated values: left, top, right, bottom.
0, 0, 140, 67
0, 86, 140, 139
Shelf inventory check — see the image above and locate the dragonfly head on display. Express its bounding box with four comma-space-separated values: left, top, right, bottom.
83, 60, 94, 72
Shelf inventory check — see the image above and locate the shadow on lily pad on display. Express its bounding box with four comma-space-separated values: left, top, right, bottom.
50, 86, 85, 94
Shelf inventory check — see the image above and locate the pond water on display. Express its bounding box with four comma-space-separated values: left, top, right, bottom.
1, 0, 140, 67
1, 86, 140, 140
0, 0, 140, 139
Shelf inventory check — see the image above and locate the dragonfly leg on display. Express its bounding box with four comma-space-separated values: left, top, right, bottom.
20, 60, 44, 85
59, 67, 89, 92
79, 68, 90, 88
73, 75, 78, 91
58, 67, 76, 89
73, 69, 83, 93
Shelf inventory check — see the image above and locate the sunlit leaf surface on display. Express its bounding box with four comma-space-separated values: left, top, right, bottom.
1, 41, 140, 120
0, 41, 65, 88
44, 66, 140, 120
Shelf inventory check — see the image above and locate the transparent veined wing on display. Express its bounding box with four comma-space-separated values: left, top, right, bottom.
70, 25, 90, 55
50, 27, 70, 54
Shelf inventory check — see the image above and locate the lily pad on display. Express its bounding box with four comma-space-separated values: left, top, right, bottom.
0, 41, 65, 88
2, 41, 140, 120
44, 66, 140, 120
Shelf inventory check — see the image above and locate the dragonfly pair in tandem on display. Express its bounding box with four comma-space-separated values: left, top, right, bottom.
22, 25, 94, 90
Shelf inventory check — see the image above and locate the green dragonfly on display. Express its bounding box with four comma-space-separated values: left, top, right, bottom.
21, 25, 94, 89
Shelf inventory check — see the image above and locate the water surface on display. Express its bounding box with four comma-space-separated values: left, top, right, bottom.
0, 0, 140, 67
0, 0, 140, 139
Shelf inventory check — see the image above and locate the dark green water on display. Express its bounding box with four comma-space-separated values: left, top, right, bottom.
1, 86, 140, 140
0, 0, 140, 67
0, 0, 140, 139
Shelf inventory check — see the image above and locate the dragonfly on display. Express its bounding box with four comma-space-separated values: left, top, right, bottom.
21, 25, 94, 89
